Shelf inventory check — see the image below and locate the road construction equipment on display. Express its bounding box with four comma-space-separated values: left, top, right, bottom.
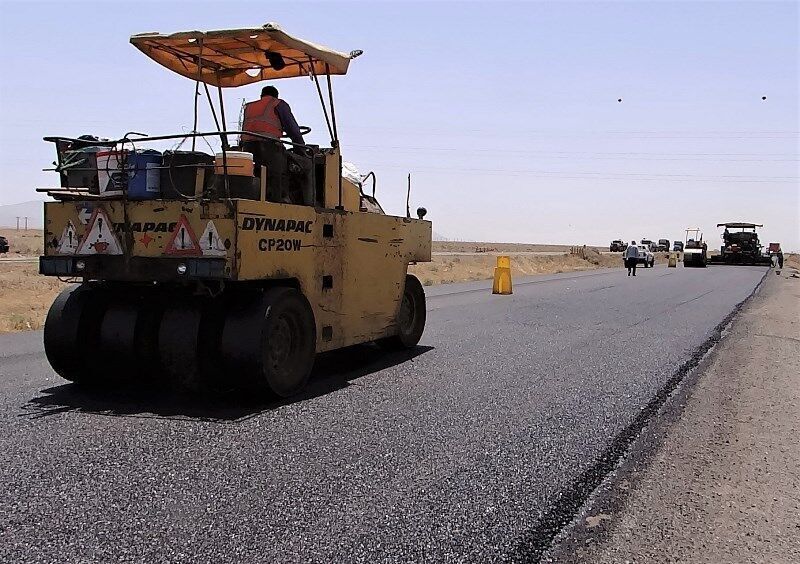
38, 23, 431, 397
708, 222, 772, 266
682, 228, 707, 268
609, 240, 626, 252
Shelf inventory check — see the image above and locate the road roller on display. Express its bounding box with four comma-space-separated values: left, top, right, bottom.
38, 23, 432, 397
682, 228, 708, 268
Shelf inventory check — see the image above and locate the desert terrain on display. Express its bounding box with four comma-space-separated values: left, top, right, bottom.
0, 228, 675, 333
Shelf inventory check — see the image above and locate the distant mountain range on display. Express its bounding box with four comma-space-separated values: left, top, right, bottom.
0, 201, 44, 229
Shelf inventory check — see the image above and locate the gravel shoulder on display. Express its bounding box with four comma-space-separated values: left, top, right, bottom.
548, 267, 800, 563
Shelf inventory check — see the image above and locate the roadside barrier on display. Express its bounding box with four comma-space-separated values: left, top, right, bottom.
492, 255, 512, 295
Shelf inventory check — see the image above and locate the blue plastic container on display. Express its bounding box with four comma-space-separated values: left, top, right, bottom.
127, 150, 162, 200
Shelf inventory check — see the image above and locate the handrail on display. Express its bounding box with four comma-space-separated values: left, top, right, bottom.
43, 131, 323, 203
43, 131, 315, 153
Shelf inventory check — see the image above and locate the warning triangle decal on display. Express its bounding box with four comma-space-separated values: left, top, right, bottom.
76, 208, 123, 255
164, 214, 201, 256
56, 220, 79, 255
199, 220, 227, 257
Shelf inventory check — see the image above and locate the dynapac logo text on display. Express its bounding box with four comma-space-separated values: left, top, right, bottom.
241, 217, 313, 233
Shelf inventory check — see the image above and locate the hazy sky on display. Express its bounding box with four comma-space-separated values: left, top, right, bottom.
1, 1, 797, 248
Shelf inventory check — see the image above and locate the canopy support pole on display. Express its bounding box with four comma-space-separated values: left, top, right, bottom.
310, 58, 334, 142
191, 41, 204, 151
325, 65, 339, 143
217, 84, 229, 150
216, 77, 230, 199
325, 64, 343, 209
202, 82, 222, 132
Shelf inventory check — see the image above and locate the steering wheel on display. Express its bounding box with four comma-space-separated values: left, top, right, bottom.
282, 125, 311, 139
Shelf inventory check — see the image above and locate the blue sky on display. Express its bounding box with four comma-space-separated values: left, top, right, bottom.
1, 1, 797, 248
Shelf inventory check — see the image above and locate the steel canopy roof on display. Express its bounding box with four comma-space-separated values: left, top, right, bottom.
130, 23, 358, 87
717, 222, 763, 228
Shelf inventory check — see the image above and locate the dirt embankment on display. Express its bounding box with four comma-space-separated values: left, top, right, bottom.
0, 230, 62, 332
410, 248, 621, 286
0, 229, 44, 256
433, 241, 605, 254
0, 263, 64, 332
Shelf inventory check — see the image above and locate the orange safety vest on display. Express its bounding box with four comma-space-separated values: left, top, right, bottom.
242, 97, 283, 140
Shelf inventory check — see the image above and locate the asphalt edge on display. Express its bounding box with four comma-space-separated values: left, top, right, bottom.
508, 267, 771, 563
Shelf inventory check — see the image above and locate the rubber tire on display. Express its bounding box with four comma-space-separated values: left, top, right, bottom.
43, 284, 109, 384
378, 274, 427, 350
157, 300, 208, 392
96, 302, 142, 385
220, 287, 316, 398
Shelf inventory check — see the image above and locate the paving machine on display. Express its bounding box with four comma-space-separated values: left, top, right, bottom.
38, 23, 432, 397
708, 222, 771, 266
682, 228, 707, 267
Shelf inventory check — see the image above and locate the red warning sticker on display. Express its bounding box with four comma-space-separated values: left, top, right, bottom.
76, 208, 123, 255
164, 214, 201, 256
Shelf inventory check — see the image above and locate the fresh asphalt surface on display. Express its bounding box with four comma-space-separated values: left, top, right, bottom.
0, 265, 766, 563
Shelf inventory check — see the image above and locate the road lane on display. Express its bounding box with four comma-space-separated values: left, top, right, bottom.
0, 265, 767, 563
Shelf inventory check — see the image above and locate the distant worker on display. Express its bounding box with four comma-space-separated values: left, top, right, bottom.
241, 85, 305, 146
768, 242, 784, 273
624, 240, 639, 276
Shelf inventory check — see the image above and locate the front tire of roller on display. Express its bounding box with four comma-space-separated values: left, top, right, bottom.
378, 274, 426, 350
220, 287, 316, 398
263, 288, 316, 397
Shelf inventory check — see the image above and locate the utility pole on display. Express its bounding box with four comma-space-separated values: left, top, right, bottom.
24, 216, 29, 231
16, 217, 19, 231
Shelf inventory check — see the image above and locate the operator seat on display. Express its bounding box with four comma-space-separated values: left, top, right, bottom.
240, 138, 315, 205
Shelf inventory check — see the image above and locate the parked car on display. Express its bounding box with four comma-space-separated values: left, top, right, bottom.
0, 235, 9, 254
640, 239, 657, 252
635, 244, 655, 268
657, 239, 670, 252
610, 239, 627, 252
673, 241, 684, 252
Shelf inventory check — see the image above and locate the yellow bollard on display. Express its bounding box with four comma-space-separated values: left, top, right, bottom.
492, 255, 513, 294
668, 252, 677, 268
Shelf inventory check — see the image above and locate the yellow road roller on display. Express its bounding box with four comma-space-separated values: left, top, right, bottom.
38, 23, 432, 396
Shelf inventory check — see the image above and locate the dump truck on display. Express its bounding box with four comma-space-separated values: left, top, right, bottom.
609, 239, 626, 252
708, 222, 771, 266
38, 23, 432, 397
682, 228, 707, 267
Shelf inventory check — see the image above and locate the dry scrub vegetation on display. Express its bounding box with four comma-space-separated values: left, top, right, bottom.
0, 229, 64, 332
0, 263, 65, 332
1, 229, 44, 255
410, 246, 620, 286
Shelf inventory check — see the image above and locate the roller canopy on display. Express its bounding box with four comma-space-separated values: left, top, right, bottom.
130, 23, 359, 87
717, 222, 763, 228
